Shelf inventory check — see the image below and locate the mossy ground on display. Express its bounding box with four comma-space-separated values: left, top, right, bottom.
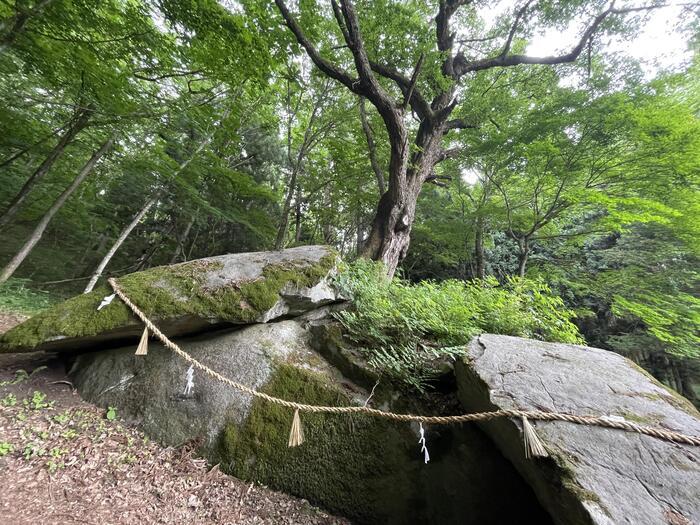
217, 364, 413, 524
1, 254, 337, 351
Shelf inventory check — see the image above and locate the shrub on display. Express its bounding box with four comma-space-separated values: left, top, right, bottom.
334, 260, 583, 390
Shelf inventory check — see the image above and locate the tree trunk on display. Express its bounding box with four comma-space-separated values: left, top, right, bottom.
0, 121, 71, 170
170, 213, 195, 264
0, 136, 113, 285
361, 120, 444, 278
294, 185, 302, 242
274, 166, 299, 249
83, 196, 156, 293
517, 239, 530, 278
474, 216, 485, 280
82, 107, 229, 287
0, 107, 91, 231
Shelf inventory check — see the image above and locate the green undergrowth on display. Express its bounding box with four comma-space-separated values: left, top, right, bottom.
1, 254, 337, 350
334, 260, 584, 390
0, 278, 57, 316
217, 363, 411, 524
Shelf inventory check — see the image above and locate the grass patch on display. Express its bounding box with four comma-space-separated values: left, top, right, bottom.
0, 278, 57, 316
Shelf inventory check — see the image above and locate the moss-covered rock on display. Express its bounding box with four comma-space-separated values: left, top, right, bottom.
69, 319, 551, 524
1, 246, 341, 353
216, 362, 554, 524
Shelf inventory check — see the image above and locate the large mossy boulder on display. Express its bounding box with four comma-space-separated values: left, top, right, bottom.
1, 246, 340, 353
456, 334, 700, 525
69, 321, 551, 524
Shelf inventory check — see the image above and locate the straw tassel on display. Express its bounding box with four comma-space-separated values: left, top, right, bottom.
288, 409, 304, 447
135, 327, 149, 356
522, 416, 548, 459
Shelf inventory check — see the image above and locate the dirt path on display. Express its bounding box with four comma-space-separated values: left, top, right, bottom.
0, 313, 350, 524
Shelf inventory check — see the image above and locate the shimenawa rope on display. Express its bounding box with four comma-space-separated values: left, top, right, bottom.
107, 278, 700, 452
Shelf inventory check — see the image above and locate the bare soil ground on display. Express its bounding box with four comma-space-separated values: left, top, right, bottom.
0, 313, 350, 524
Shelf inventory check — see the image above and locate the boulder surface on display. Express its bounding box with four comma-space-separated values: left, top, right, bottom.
69, 322, 551, 525
0, 245, 340, 353
456, 334, 700, 525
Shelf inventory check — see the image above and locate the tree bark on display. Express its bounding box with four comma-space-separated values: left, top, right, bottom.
517, 239, 530, 278
83, 196, 156, 293
275, 0, 634, 277
0, 107, 91, 231
82, 108, 228, 290
361, 119, 445, 277
0, 136, 114, 285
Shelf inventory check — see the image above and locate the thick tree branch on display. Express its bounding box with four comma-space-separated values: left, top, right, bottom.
454, 3, 667, 76
500, 0, 537, 58
435, 146, 462, 163
133, 69, 203, 82
435, 0, 474, 75
425, 174, 452, 187
274, 0, 358, 92
368, 60, 432, 119
444, 118, 478, 133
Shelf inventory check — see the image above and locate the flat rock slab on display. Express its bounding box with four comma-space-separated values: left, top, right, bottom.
456, 334, 700, 525
0, 245, 341, 353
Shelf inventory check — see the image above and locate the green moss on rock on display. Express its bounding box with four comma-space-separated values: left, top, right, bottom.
0, 284, 133, 349
1, 253, 337, 351
217, 364, 413, 524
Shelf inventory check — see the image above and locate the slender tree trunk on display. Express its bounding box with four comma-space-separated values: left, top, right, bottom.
517, 239, 530, 278
0, 0, 55, 38
474, 216, 485, 280
355, 208, 363, 255
322, 184, 334, 244
83, 196, 156, 293
0, 0, 51, 53
187, 223, 201, 260
82, 107, 229, 287
0, 107, 91, 230
170, 213, 195, 264
0, 136, 113, 284
0, 121, 71, 170
294, 185, 302, 243
274, 166, 299, 249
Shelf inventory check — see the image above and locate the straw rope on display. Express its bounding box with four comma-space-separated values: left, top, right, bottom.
108, 278, 700, 447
